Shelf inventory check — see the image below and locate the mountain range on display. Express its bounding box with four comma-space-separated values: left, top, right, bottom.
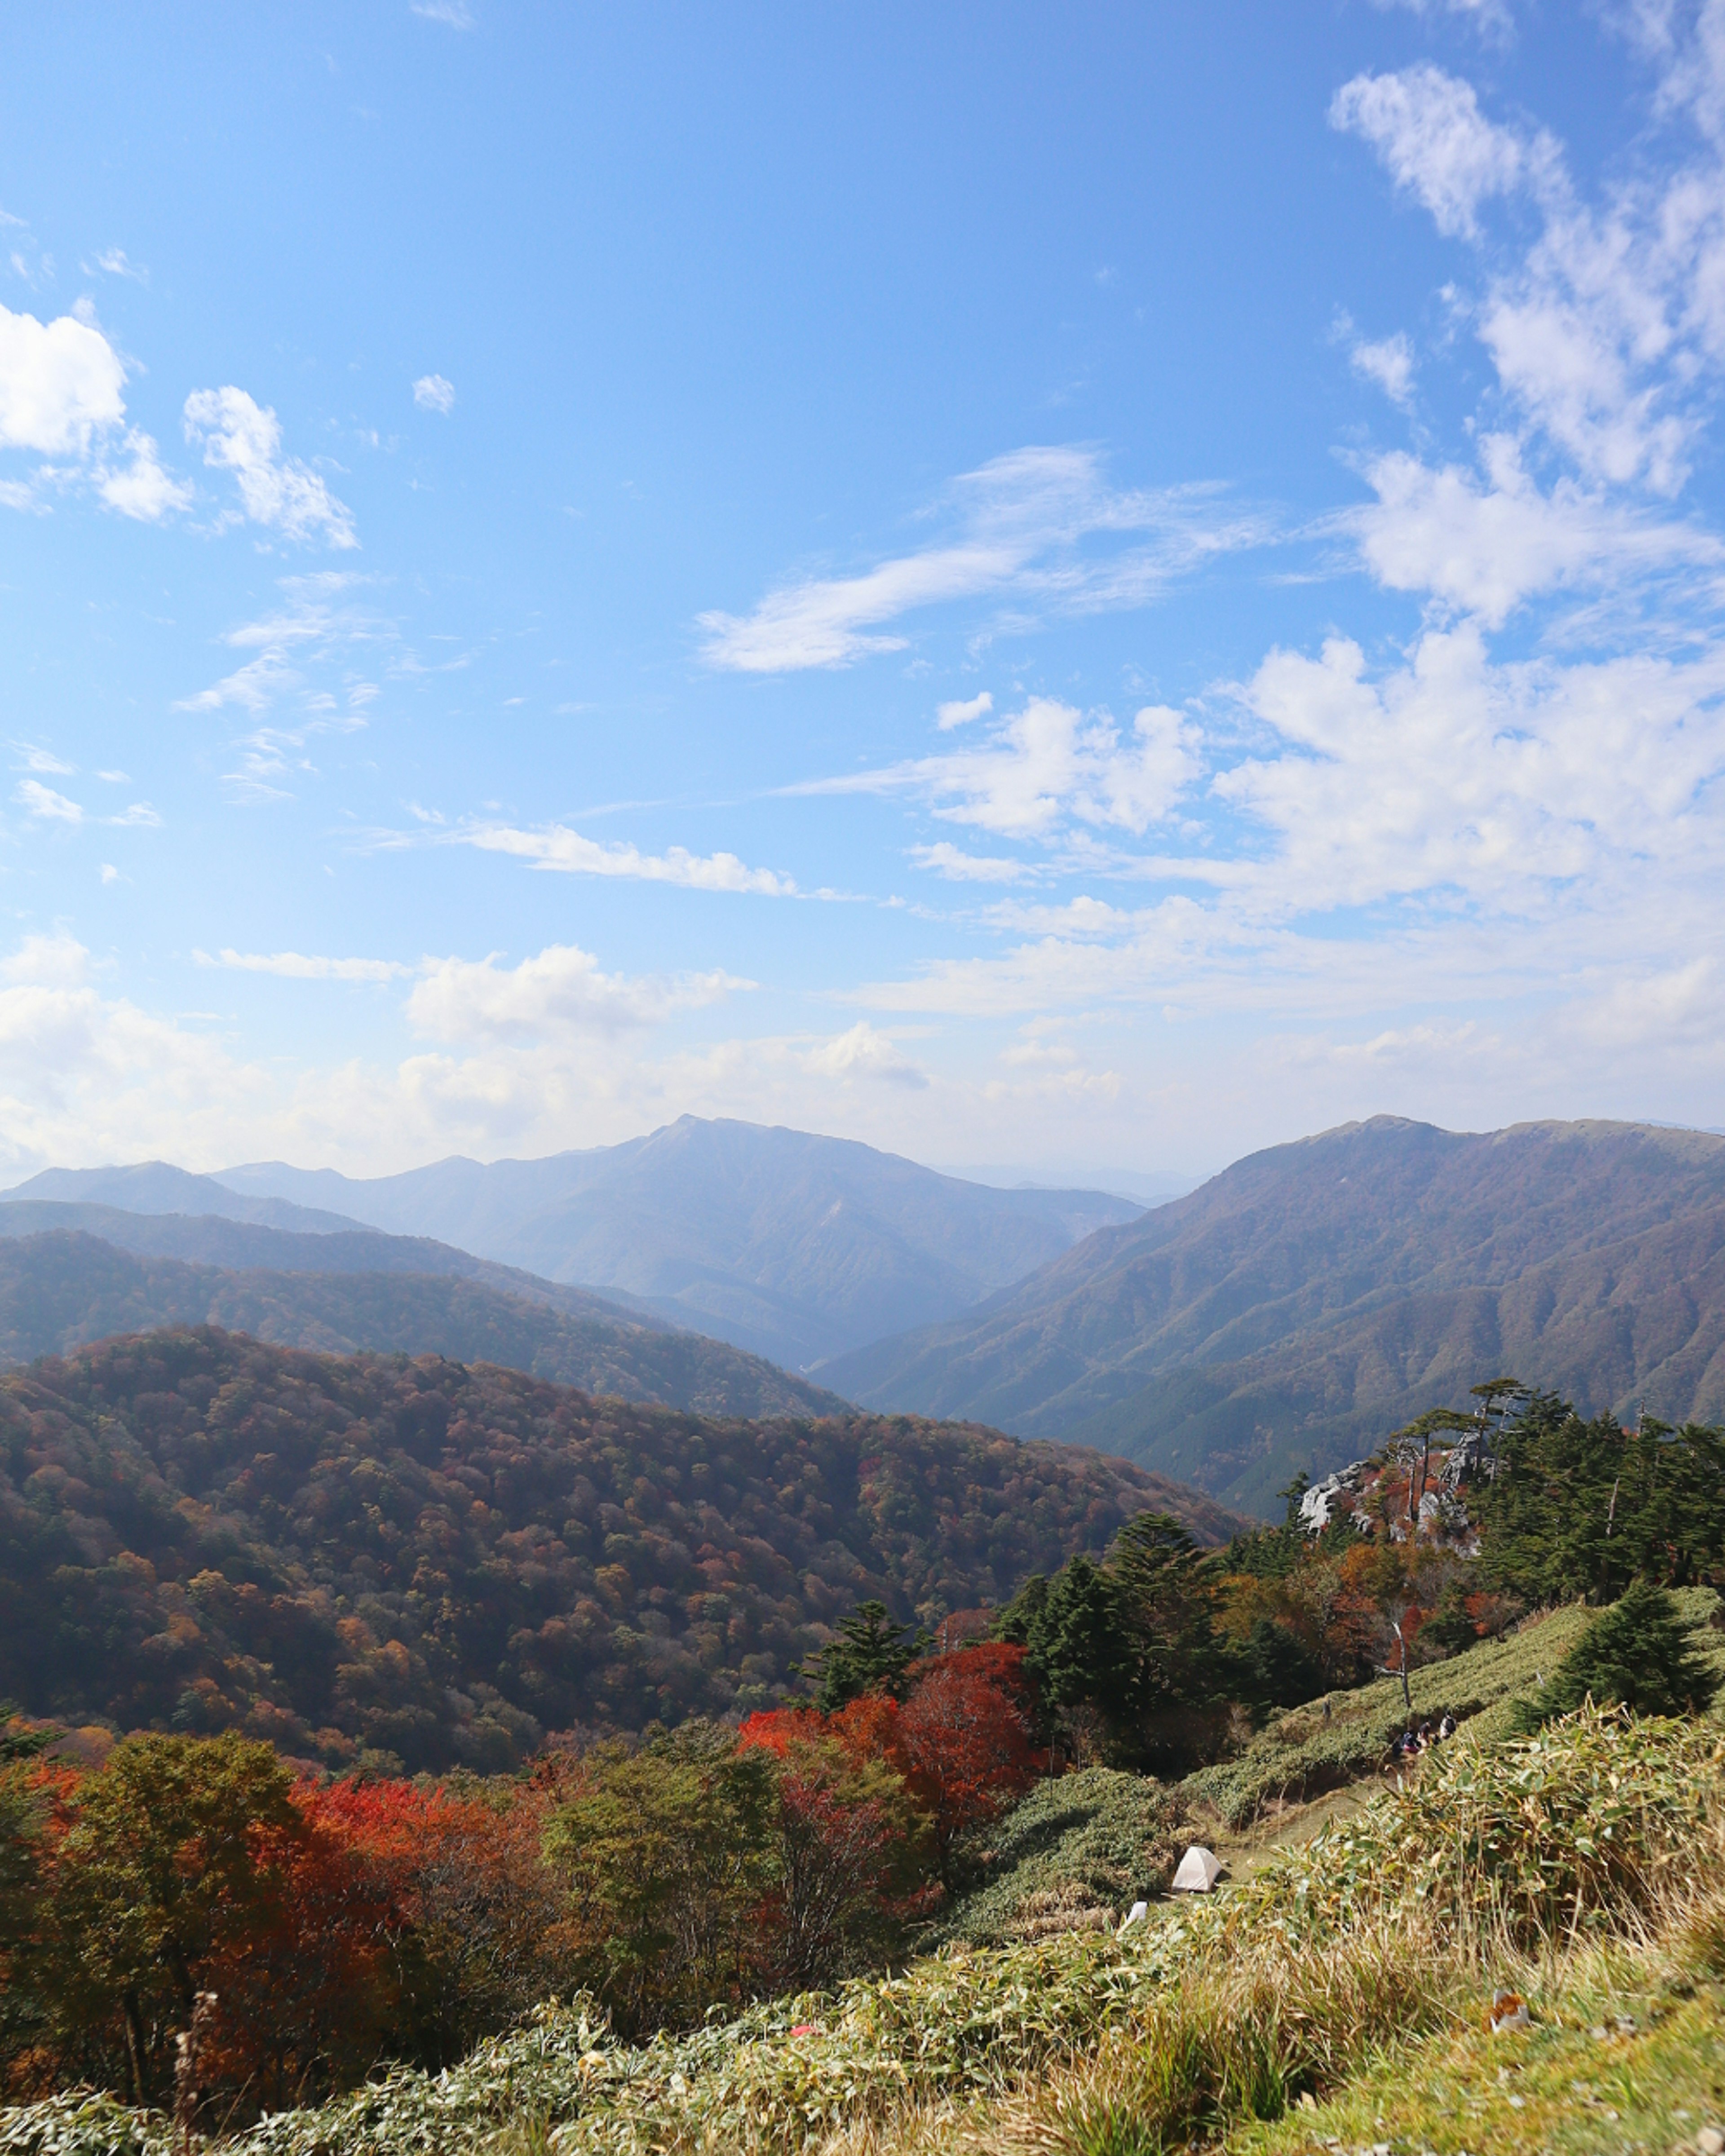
15, 1114, 1725, 1523
823, 1116, 1725, 1512
10, 1119, 1143, 1372
214, 1118, 1144, 1364
0, 1228, 843, 1420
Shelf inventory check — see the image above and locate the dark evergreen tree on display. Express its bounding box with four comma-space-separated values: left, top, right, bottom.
1512, 1580, 1720, 1732
803, 1601, 929, 1711
1240, 1617, 1325, 1719
1477, 1395, 1725, 1604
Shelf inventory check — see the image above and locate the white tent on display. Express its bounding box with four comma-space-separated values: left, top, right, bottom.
1171, 1844, 1223, 1893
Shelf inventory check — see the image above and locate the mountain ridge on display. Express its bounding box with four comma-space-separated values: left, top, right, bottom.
822, 1116, 1725, 1511
15, 1118, 1145, 1370
0, 1230, 847, 1421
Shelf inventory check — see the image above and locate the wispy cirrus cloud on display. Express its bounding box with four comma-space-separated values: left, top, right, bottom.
697, 446, 1270, 672
176, 575, 392, 802
196, 948, 411, 983
461, 820, 798, 895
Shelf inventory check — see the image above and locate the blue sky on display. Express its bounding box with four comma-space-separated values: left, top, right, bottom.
3, 0, 1724, 1181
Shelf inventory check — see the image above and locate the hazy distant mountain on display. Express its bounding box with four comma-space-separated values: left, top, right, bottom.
0, 1198, 656, 1321
215, 1117, 1143, 1367
3, 1161, 365, 1236
821, 1117, 1725, 1515
0, 1230, 845, 1420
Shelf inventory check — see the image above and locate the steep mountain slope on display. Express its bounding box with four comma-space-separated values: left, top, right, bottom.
0, 1231, 844, 1419
0, 1326, 1242, 1768
214, 1117, 1143, 1367
823, 1117, 1725, 1512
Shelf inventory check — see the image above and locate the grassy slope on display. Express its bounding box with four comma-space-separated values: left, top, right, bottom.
8, 1705, 1723, 2156
1182, 1587, 1725, 1830
925, 1769, 1185, 1949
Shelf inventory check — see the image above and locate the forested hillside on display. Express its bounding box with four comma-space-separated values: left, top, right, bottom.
0, 1231, 841, 1419
826, 1116, 1725, 1511
0, 1327, 1238, 1772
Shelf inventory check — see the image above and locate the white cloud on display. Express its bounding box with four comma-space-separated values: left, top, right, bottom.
198, 948, 409, 983
1350, 331, 1415, 407
183, 387, 358, 547
407, 943, 746, 1044
801, 1021, 929, 1089
462, 821, 798, 895
1334, 50, 1725, 494
173, 577, 390, 805
411, 0, 474, 22
909, 841, 1027, 882
98, 864, 118, 884
412, 373, 456, 413
13, 744, 74, 776
1369, 0, 1513, 29
698, 446, 1268, 672
90, 248, 147, 283
106, 801, 162, 828
0, 932, 88, 986
1349, 436, 1723, 624
806, 697, 1200, 838
1329, 63, 1543, 239
96, 430, 193, 521
937, 690, 993, 729
16, 779, 82, 823
0, 301, 125, 455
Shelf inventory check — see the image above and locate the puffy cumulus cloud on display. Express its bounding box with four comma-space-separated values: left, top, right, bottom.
406, 942, 749, 1045
800, 1021, 928, 1089
462, 821, 798, 895
411, 373, 456, 413
699, 446, 1269, 672
0, 943, 279, 1178
96, 431, 192, 520
1348, 437, 1723, 625
0, 301, 124, 454
808, 698, 1199, 839
1335, 43, 1725, 495
0, 301, 190, 522
183, 387, 357, 547
1222, 620, 1725, 914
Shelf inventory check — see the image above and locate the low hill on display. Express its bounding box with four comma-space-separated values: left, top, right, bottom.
0, 1230, 842, 1419
0, 1326, 1241, 1772
213, 1116, 1144, 1368
824, 1116, 1725, 1512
